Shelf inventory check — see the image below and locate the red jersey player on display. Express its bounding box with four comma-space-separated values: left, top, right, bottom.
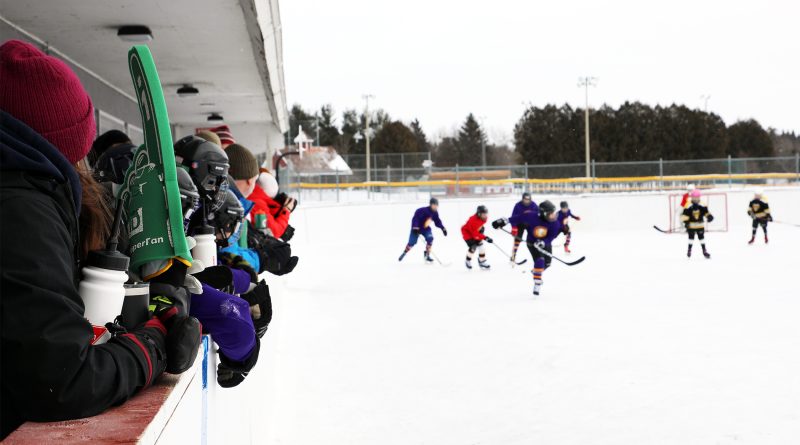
461, 205, 493, 269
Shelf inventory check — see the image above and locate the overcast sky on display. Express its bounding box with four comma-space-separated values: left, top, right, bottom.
282, 0, 799, 144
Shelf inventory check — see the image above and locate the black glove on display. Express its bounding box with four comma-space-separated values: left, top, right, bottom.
492, 218, 508, 229
767, 214, 773, 222
217, 338, 260, 388
442, 228, 448, 236
241, 280, 272, 338
533, 239, 545, 250
149, 283, 202, 374
110, 318, 167, 387
274, 192, 288, 206
219, 252, 258, 283
706, 214, 714, 223
281, 224, 295, 242
256, 237, 299, 276
485, 236, 493, 244
412, 228, 421, 236
192, 265, 234, 294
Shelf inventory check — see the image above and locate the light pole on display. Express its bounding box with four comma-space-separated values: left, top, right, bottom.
700, 94, 711, 112
479, 115, 487, 170
578, 76, 597, 178
362, 94, 374, 182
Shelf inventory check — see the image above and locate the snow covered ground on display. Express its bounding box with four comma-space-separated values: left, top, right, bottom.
254, 188, 799, 444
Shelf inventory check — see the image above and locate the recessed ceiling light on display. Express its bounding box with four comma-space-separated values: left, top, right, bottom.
207, 113, 224, 122
177, 84, 199, 97
117, 25, 153, 42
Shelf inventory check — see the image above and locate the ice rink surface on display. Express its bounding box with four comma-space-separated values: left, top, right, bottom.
257, 188, 799, 444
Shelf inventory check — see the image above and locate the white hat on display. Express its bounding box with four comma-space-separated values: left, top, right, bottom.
257, 171, 279, 198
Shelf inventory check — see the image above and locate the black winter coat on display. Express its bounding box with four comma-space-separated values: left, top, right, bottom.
0, 111, 161, 438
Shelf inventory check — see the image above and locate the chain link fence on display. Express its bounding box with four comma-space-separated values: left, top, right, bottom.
279, 155, 800, 202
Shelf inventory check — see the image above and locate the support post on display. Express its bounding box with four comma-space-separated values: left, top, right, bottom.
524, 162, 529, 194
727, 154, 732, 188
659, 157, 664, 191
455, 164, 460, 196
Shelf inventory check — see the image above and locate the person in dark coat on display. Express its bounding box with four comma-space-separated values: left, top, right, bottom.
0, 39, 169, 439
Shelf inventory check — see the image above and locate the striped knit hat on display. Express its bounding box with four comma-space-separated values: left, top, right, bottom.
0, 39, 95, 164
208, 125, 235, 148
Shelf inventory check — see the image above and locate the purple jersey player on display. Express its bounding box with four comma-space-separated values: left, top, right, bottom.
398, 198, 448, 263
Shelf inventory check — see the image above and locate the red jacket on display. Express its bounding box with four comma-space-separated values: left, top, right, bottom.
247, 184, 290, 237
461, 214, 487, 241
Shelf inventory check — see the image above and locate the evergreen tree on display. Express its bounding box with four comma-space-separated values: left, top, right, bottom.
728, 119, 774, 158
456, 113, 486, 166
373, 121, 420, 155
410, 119, 430, 152
317, 104, 339, 147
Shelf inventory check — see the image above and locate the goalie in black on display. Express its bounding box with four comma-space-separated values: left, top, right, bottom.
681, 190, 714, 259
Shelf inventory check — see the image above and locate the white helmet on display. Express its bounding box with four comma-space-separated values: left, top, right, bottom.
754, 189, 764, 198
257, 171, 279, 198
687, 184, 696, 191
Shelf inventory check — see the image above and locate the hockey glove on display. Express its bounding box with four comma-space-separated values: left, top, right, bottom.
492, 218, 509, 229
110, 317, 167, 387
192, 265, 235, 294
533, 239, 545, 250
442, 228, 448, 236
218, 338, 260, 388
256, 237, 299, 276
148, 283, 202, 374
485, 236, 493, 243
219, 252, 259, 283
706, 214, 714, 223
767, 214, 773, 222
511, 226, 519, 237
241, 280, 272, 338
281, 224, 295, 242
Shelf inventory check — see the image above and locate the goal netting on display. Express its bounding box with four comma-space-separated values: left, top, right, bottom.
668, 192, 729, 232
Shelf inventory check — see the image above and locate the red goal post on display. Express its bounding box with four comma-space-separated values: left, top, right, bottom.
668, 192, 729, 232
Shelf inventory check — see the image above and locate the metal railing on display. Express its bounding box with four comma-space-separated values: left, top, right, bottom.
279, 155, 800, 203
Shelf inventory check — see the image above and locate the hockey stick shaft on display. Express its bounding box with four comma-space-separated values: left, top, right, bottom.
497, 226, 585, 266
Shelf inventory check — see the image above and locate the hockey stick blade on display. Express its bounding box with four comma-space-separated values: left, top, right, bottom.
653, 225, 677, 234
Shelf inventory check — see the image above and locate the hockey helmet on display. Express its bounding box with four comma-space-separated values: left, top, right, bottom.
93, 142, 136, 185
174, 135, 230, 211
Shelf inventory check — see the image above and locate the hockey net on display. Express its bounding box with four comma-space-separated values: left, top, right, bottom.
668, 192, 729, 232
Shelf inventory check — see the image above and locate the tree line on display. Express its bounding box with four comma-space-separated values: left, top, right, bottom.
285, 102, 794, 168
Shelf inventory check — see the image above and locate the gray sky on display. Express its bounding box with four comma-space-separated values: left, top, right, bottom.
282, 0, 799, 144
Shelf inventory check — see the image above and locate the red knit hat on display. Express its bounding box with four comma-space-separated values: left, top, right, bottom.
0, 39, 95, 164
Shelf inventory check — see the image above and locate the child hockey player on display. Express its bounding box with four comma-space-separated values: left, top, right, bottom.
510, 192, 535, 263
461, 205, 493, 269
398, 198, 448, 262
747, 190, 772, 244
558, 201, 581, 253
681, 189, 714, 258
494, 200, 562, 296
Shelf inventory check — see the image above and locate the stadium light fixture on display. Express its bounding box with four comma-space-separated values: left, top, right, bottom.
177, 84, 199, 97
117, 25, 153, 42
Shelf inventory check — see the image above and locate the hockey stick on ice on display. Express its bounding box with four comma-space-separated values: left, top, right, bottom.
653, 225, 680, 234
488, 242, 528, 265
497, 227, 585, 266
429, 250, 451, 267
773, 220, 800, 228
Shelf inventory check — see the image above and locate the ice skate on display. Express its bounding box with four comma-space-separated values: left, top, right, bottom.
478, 260, 490, 270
